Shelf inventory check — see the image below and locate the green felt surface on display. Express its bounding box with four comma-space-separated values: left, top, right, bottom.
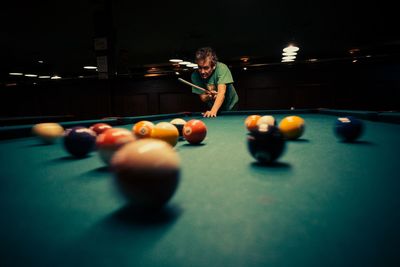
0, 114, 399, 267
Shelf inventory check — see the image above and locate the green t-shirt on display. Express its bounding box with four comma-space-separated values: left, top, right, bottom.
191, 62, 239, 111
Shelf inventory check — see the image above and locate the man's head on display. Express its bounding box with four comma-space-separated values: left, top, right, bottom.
195, 47, 218, 79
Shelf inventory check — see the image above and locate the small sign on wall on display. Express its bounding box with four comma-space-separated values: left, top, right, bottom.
94, 37, 107, 51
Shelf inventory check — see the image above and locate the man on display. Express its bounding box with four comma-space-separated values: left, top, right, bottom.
191, 47, 239, 117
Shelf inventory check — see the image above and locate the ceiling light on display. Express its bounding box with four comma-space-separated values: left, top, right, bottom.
283, 45, 300, 53
169, 59, 183, 63
38, 75, 51, 79
83, 66, 97, 70
9, 72, 23, 76
282, 56, 296, 60
24, 74, 38, 77
51, 75, 62, 79
187, 64, 198, 68
282, 52, 297, 56
178, 61, 191, 65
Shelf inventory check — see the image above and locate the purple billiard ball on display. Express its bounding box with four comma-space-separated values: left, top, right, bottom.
334, 116, 364, 142
63, 127, 96, 157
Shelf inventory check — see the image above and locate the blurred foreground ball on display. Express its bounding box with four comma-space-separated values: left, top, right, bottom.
111, 139, 180, 208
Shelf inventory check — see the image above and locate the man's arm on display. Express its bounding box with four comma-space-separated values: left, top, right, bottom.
203, 84, 226, 117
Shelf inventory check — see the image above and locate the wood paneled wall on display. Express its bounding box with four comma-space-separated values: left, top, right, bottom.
1, 61, 399, 120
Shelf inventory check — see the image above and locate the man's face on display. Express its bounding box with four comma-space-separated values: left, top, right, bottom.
197, 58, 215, 79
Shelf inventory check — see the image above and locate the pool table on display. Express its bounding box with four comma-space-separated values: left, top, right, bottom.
0, 109, 399, 267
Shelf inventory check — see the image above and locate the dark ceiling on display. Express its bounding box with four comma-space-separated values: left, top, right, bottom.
1, 0, 399, 79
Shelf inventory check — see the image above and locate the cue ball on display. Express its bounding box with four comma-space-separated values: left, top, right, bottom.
244, 115, 261, 133
334, 116, 364, 141
96, 128, 136, 165
151, 122, 179, 147
32, 123, 64, 144
257, 115, 276, 127
111, 139, 180, 208
63, 127, 96, 157
247, 124, 286, 163
132, 120, 155, 139
279, 115, 305, 140
183, 119, 207, 144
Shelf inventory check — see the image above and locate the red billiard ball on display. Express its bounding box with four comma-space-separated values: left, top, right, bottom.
90, 123, 112, 135
96, 128, 136, 165
183, 119, 207, 144
111, 139, 180, 208
63, 127, 96, 157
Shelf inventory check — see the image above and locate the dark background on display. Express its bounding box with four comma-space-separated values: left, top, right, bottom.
1, 0, 399, 121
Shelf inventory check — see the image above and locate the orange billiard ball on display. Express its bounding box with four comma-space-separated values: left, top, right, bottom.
132, 120, 155, 139
244, 115, 261, 133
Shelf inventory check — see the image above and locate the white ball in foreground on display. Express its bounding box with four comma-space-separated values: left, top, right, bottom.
111, 139, 180, 208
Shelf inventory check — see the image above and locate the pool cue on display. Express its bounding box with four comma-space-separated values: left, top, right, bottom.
178, 78, 210, 93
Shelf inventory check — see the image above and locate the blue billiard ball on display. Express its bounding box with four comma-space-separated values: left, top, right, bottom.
63, 127, 96, 157
334, 116, 364, 142
247, 124, 286, 163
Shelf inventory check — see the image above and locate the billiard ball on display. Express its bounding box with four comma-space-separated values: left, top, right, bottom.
257, 115, 276, 127
247, 124, 286, 163
183, 119, 207, 144
279, 115, 305, 140
132, 120, 155, 139
90, 123, 112, 135
111, 139, 180, 208
96, 128, 136, 165
244, 115, 261, 132
334, 116, 364, 141
170, 118, 186, 140
32, 123, 64, 144
63, 127, 96, 157
151, 122, 179, 147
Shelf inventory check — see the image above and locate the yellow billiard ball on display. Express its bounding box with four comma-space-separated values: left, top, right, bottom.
151, 122, 179, 147
32, 123, 64, 144
278, 116, 305, 140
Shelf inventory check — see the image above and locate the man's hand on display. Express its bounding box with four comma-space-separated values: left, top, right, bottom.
209, 90, 218, 100
202, 110, 217, 118
200, 91, 218, 103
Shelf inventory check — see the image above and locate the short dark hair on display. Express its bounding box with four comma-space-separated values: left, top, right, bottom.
195, 47, 218, 67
